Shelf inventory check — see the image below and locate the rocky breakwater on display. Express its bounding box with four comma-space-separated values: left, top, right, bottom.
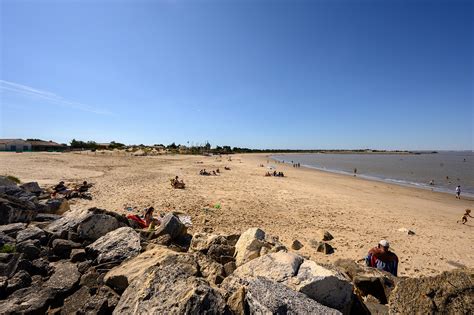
1, 177, 473, 314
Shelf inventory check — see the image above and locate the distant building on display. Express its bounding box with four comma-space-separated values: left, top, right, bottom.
29, 140, 67, 152
0, 139, 32, 152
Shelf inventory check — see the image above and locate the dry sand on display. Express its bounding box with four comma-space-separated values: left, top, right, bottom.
1, 151, 473, 277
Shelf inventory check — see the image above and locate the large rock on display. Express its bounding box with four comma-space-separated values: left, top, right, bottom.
16, 239, 41, 260
0, 195, 37, 224
51, 239, 82, 258
113, 257, 227, 314
87, 227, 141, 265
389, 268, 474, 314
45, 261, 81, 293
154, 213, 187, 240
16, 226, 46, 244
190, 232, 220, 252
104, 246, 179, 292
289, 260, 353, 313
77, 213, 127, 240
193, 252, 226, 286
19, 182, 42, 195
5, 270, 31, 295
0, 253, 21, 278
45, 207, 128, 240
234, 228, 265, 266
225, 276, 342, 314
0, 176, 18, 186
41, 198, 70, 214
0, 261, 80, 314
0, 223, 27, 237
234, 251, 303, 282
44, 209, 93, 238
334, 259, 397, 305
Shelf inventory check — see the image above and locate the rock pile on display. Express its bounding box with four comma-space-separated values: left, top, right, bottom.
1, 177, 473, 314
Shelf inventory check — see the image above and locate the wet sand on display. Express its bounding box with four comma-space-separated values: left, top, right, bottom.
1, 151, 473, 277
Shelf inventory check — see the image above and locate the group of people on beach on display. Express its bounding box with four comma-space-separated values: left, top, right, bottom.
292, 163, 301, 168
265, 171, 285, 177
199, 169, 219, 176
53, 180, 92, 199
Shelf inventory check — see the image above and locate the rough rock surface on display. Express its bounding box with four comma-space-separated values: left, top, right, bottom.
19, 182, 42, 195
77, 213, 126, 240
0, 195, 37, 224
389, 268, 474, 314
154, 213, 187, 240
234, 251, 303, 282
87, 227, 141, 264
16, 226, 46, 244
334, 259, 397, 305
238, 276, 342, 314
234, 228, 265, 266
113, 255, 226, 314
104, 246, 177, 292
290, 260, 353, 312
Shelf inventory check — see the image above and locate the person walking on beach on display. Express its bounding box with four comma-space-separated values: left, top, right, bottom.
455, 185, 461, 199
353, 168, 357, 177
365, 240, 399, 276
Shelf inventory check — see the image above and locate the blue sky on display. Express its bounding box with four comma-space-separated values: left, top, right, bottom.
1, 0, 472, 150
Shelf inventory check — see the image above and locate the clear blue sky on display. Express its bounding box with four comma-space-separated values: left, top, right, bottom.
1, 0, 472, 150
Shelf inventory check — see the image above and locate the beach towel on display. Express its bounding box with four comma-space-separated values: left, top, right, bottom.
127, 214, 148, 228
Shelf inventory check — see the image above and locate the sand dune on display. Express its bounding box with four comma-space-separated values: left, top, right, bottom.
1, 151, 473, 277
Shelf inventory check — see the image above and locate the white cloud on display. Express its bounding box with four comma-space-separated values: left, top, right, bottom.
0, 80, 112, 115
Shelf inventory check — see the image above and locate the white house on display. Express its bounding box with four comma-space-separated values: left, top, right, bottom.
0, 139, 32, 152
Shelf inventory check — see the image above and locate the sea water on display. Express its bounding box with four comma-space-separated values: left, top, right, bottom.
271, 151, 474, 197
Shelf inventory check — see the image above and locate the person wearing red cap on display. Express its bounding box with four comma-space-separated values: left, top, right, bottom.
365, 240, 399, 276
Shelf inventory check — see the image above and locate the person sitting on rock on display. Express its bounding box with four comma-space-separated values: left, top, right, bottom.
365, 240, 399, 276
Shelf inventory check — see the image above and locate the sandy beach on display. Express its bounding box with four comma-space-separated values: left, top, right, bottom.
1, 151, 473, 278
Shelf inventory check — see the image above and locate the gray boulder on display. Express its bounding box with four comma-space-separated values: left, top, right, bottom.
0, 176, 18, 186
154, 213, 187, 240
225, 276, 342, 314
389, 268, 474, 314
16, 226, 46, 244
289, 260, 353, 313
113, 256, 227, 314
41, 198, 70, 214
0, 196, 37, 224
16, 240, 41, 260
234, 228, 266, 266
51, 239, 82, 258
87, 227, 141, 265
0, 261, 80, 314
45, 207, 127, 240
234, 251, 303, 282
77, 213, 126, 240
5, 270, 31, 295
19, 182, 42, 195
0, 223, 27, 237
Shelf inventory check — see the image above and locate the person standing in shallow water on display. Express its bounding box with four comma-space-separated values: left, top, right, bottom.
456, 185, 461, 199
